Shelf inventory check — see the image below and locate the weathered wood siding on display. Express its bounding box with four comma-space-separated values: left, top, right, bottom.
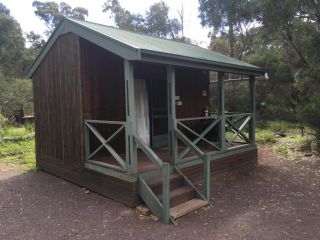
176, 67, 209, 119
182, 148, 258, 184
33, 33, 83, 169
80, 38, 126, 154
32, 33, 139, 207
80, 38, 126, 121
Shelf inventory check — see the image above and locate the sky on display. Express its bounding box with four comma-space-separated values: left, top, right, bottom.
2, 0, 211, 47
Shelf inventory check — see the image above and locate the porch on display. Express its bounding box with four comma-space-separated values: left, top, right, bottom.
83, 58, 257, 224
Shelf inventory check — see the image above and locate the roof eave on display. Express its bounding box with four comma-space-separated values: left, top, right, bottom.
140, 49, 265, 76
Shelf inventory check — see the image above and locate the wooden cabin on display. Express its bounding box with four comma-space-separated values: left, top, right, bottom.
26, 18, 264, 224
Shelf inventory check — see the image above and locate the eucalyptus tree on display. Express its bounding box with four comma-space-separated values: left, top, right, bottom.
103, 0, 182, 39
32, 1, 88, 35
198, 0, 258, 58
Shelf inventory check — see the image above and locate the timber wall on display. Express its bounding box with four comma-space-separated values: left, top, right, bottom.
32, 33, 139, 207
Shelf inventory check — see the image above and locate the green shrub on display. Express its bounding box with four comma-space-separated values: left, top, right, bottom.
24, 122, 35, 133
297, 138, 313, 152
266, 120, 293, 132
297, 93, 320, 153
256, 129, 276, 145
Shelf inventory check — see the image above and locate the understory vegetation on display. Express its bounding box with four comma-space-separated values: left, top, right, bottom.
256, 120, 318, 161
0, 115, 36, 171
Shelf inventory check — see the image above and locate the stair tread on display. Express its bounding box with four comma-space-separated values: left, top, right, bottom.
170, 199, 208, 220
157, 186, 194, 200
147, 174, 182, 187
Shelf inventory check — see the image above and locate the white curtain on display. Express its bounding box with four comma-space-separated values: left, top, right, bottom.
134, 78, 150, 145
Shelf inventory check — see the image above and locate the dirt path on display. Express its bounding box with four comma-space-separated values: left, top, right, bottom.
0, 148, 319, 240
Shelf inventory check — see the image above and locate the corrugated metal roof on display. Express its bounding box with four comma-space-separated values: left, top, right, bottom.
69, 18, 261, 71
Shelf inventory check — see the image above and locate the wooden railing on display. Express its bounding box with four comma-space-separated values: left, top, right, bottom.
175, 116, 221, 163
174, 127, 211, 200
225, 113, 253, 148
134, 134, 171, 224
84, 120, 127, 171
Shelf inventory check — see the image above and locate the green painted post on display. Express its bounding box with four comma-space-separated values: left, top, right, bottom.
124, 60, 137, 173
162, 163, 170, 224
84, 121, 90, 161
167, 66, 178, 163
218, 72, 226, 151
203, 154, 211, 201
249, 75, 256, 144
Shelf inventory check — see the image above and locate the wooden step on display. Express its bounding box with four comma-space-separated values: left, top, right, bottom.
147, 174, 184, 195
157, 186, 195, 207
170, 199, 208, 220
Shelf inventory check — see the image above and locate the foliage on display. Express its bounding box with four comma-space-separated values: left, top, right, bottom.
0, 137, 35, 171
103, 0, 183, 40
276, 144, 289, 158
25, 122, 35, 133
32, 1, 88, 35
26, 31, 46, 53
0, 123, 36, 171
199, 0, 258, 57
266, 120, 294, 133
297, 93, 320, 152
0, 73, 33, 119
0, 5, 27, 78
256, 129, 276, 145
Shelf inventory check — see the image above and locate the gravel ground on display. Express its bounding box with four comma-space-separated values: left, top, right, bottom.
0, 147, 319, 240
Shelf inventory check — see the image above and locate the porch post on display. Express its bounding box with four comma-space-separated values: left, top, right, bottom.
249, 75, 256, 144
124, 59, 137, 173
167, 65, 178, 163
218, 72, 226, 151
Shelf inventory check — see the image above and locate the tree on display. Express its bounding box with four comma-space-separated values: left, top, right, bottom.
0, 3, 26, 77
0, 2, 10, 16
103, 0, 182, 39
32, 1, 88, 35
26, 31, 46, 53
199, 0, 258, 57
145, 1, 181, 38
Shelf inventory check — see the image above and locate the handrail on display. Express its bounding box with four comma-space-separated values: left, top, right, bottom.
177, 115, 217, 122
225, 112, 252, 118
175, 116, 221, 162
133, 135, 163, 168
133, 133, 171, 224
174, 127, 211, 200
85, 119, 126, 125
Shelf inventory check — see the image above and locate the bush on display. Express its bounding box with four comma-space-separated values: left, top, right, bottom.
256, 129, 276, 145
266, 120, 293, 132
24, 122, 35, 133
297, 93, 320, 153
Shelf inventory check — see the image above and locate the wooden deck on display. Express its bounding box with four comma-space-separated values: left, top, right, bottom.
92, 143, 249, 173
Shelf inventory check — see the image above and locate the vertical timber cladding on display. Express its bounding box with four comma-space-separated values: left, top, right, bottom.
32, 33, 83, 169
79, 37, 126, 154
175, 67, 210, 119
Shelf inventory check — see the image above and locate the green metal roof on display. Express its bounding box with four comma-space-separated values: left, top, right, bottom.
69, 18, 261, 71
26, 18, 263, 78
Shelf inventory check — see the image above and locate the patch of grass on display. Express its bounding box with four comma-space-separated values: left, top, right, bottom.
24, 122, 35, 133
256, 129, 276, 145
266, 120, 294, 132
0, 138, 35, 171
2, 127, 27, 138
276, 144, 289, 158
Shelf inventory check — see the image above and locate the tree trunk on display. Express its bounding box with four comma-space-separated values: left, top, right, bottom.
228, 22, 235, 57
